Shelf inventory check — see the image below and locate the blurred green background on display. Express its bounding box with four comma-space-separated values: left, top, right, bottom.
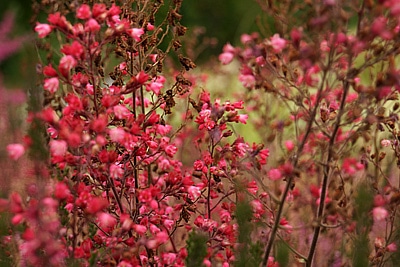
0, 0, 262, 77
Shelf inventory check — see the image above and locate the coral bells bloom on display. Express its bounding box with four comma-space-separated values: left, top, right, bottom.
35, 23, 52, 38
44, 77, 59, 93
76, 4, 91, 20
6, 143, 25, 160
127, 28, 144, 42
49, 140, 68, 156
59, 55, 77, 77
269, 33, 287, 53
219, 52, 234, 65
239, 74, 256, 88
373, 207, 388, 221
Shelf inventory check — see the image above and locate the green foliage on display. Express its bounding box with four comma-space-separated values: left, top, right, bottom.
275, 240, 289, 267
234, 200, 263, 267
186, 231, 208, 267
27, 86, 49, 162
352, 183, 374, 267
0, 213, 13, 267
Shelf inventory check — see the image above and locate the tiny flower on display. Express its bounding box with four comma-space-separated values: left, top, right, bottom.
133, 224, 147, 235
109, 127, 126, 143
387, 242, 397, 252
188, 186, 201, 201
373, 207, 388, 221
76, 4, 91, 20
35, 22, 52, 38
59, 55, 77, 77
54, 182, 70, 200
381, 139, 391, 147
127, 28, 144, 42
49, 140, 68, 156
44, 77, 59, 93
85, 18, 101, 32
239, 74, 256, 88
268, 168, 282, 181
113, 105, 131, 120
219, 52, 234, 65
285, 140, 295, 151
147, 23, 154, 31
110, 164, 124, 179
237, 114, 248, 124
97, 212, 117, 228
7, 143, 25, 160
270, 33, 287, 53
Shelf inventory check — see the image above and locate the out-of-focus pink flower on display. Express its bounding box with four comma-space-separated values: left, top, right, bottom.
285, 140, 295, 151
97, 212, 117, 228
54, 182, 70, 200
59, 55, 77, 77
110, 164, 124, 179
381, 139, 391, 147
44, 77, 59, 93
113, 105, 131, 120
268, 168, 282, 181
109, 127, 125, 143
219, 52, 234, 65
35, 23, 52, 38
239, 74, 256, 88
240, 34, 252, 44
270, 33, 287, 53
6, 143, 25, 160
76, 4, 91, 20
387, 242, 397, 252
127, 28, 144, 42
373, 207, 388, 221
133, 224, 147, 235
147, 23, 154, 31
188, 186, 201, 201
86, 18, 101, 32
49, 140, 68, 156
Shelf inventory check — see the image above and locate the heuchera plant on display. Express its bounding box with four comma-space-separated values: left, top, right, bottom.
4, 0, 400, 266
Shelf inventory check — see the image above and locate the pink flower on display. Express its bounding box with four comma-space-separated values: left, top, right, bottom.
97, 212, 117, 228
163, 219, 174, 230
381, 139, 391, 147
268, 168, 282, 181
54, 182, 70, 200
59, 55, 77, 77
49, 140, 68, 156
239, 74, 256, 88
44, 77, 59, 93
110, 164, 124, 179
35, 23, 52, 38
240, 34, 252, 44
162, 253, 176, 265
113, 105, 131, 120
133, 224, 147, 235
387, 242, 397, 252
373, 207, 388, 221
188, 186, 201, 201
109, 127, 125, 143
147, 23, 154, 31
237, 114, 248, 124
76, 4, 91, 20
127, 28, 144, 42
285, 140, 295, 151
85, 18, 101, 32
165, 144, 177, 157
270, 33, 287, 53
6, 143, 25, 160
219, 52, 234, 65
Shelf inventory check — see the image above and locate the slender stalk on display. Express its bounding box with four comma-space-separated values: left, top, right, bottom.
262, 45, 334, 266
306, 61, 355, 266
